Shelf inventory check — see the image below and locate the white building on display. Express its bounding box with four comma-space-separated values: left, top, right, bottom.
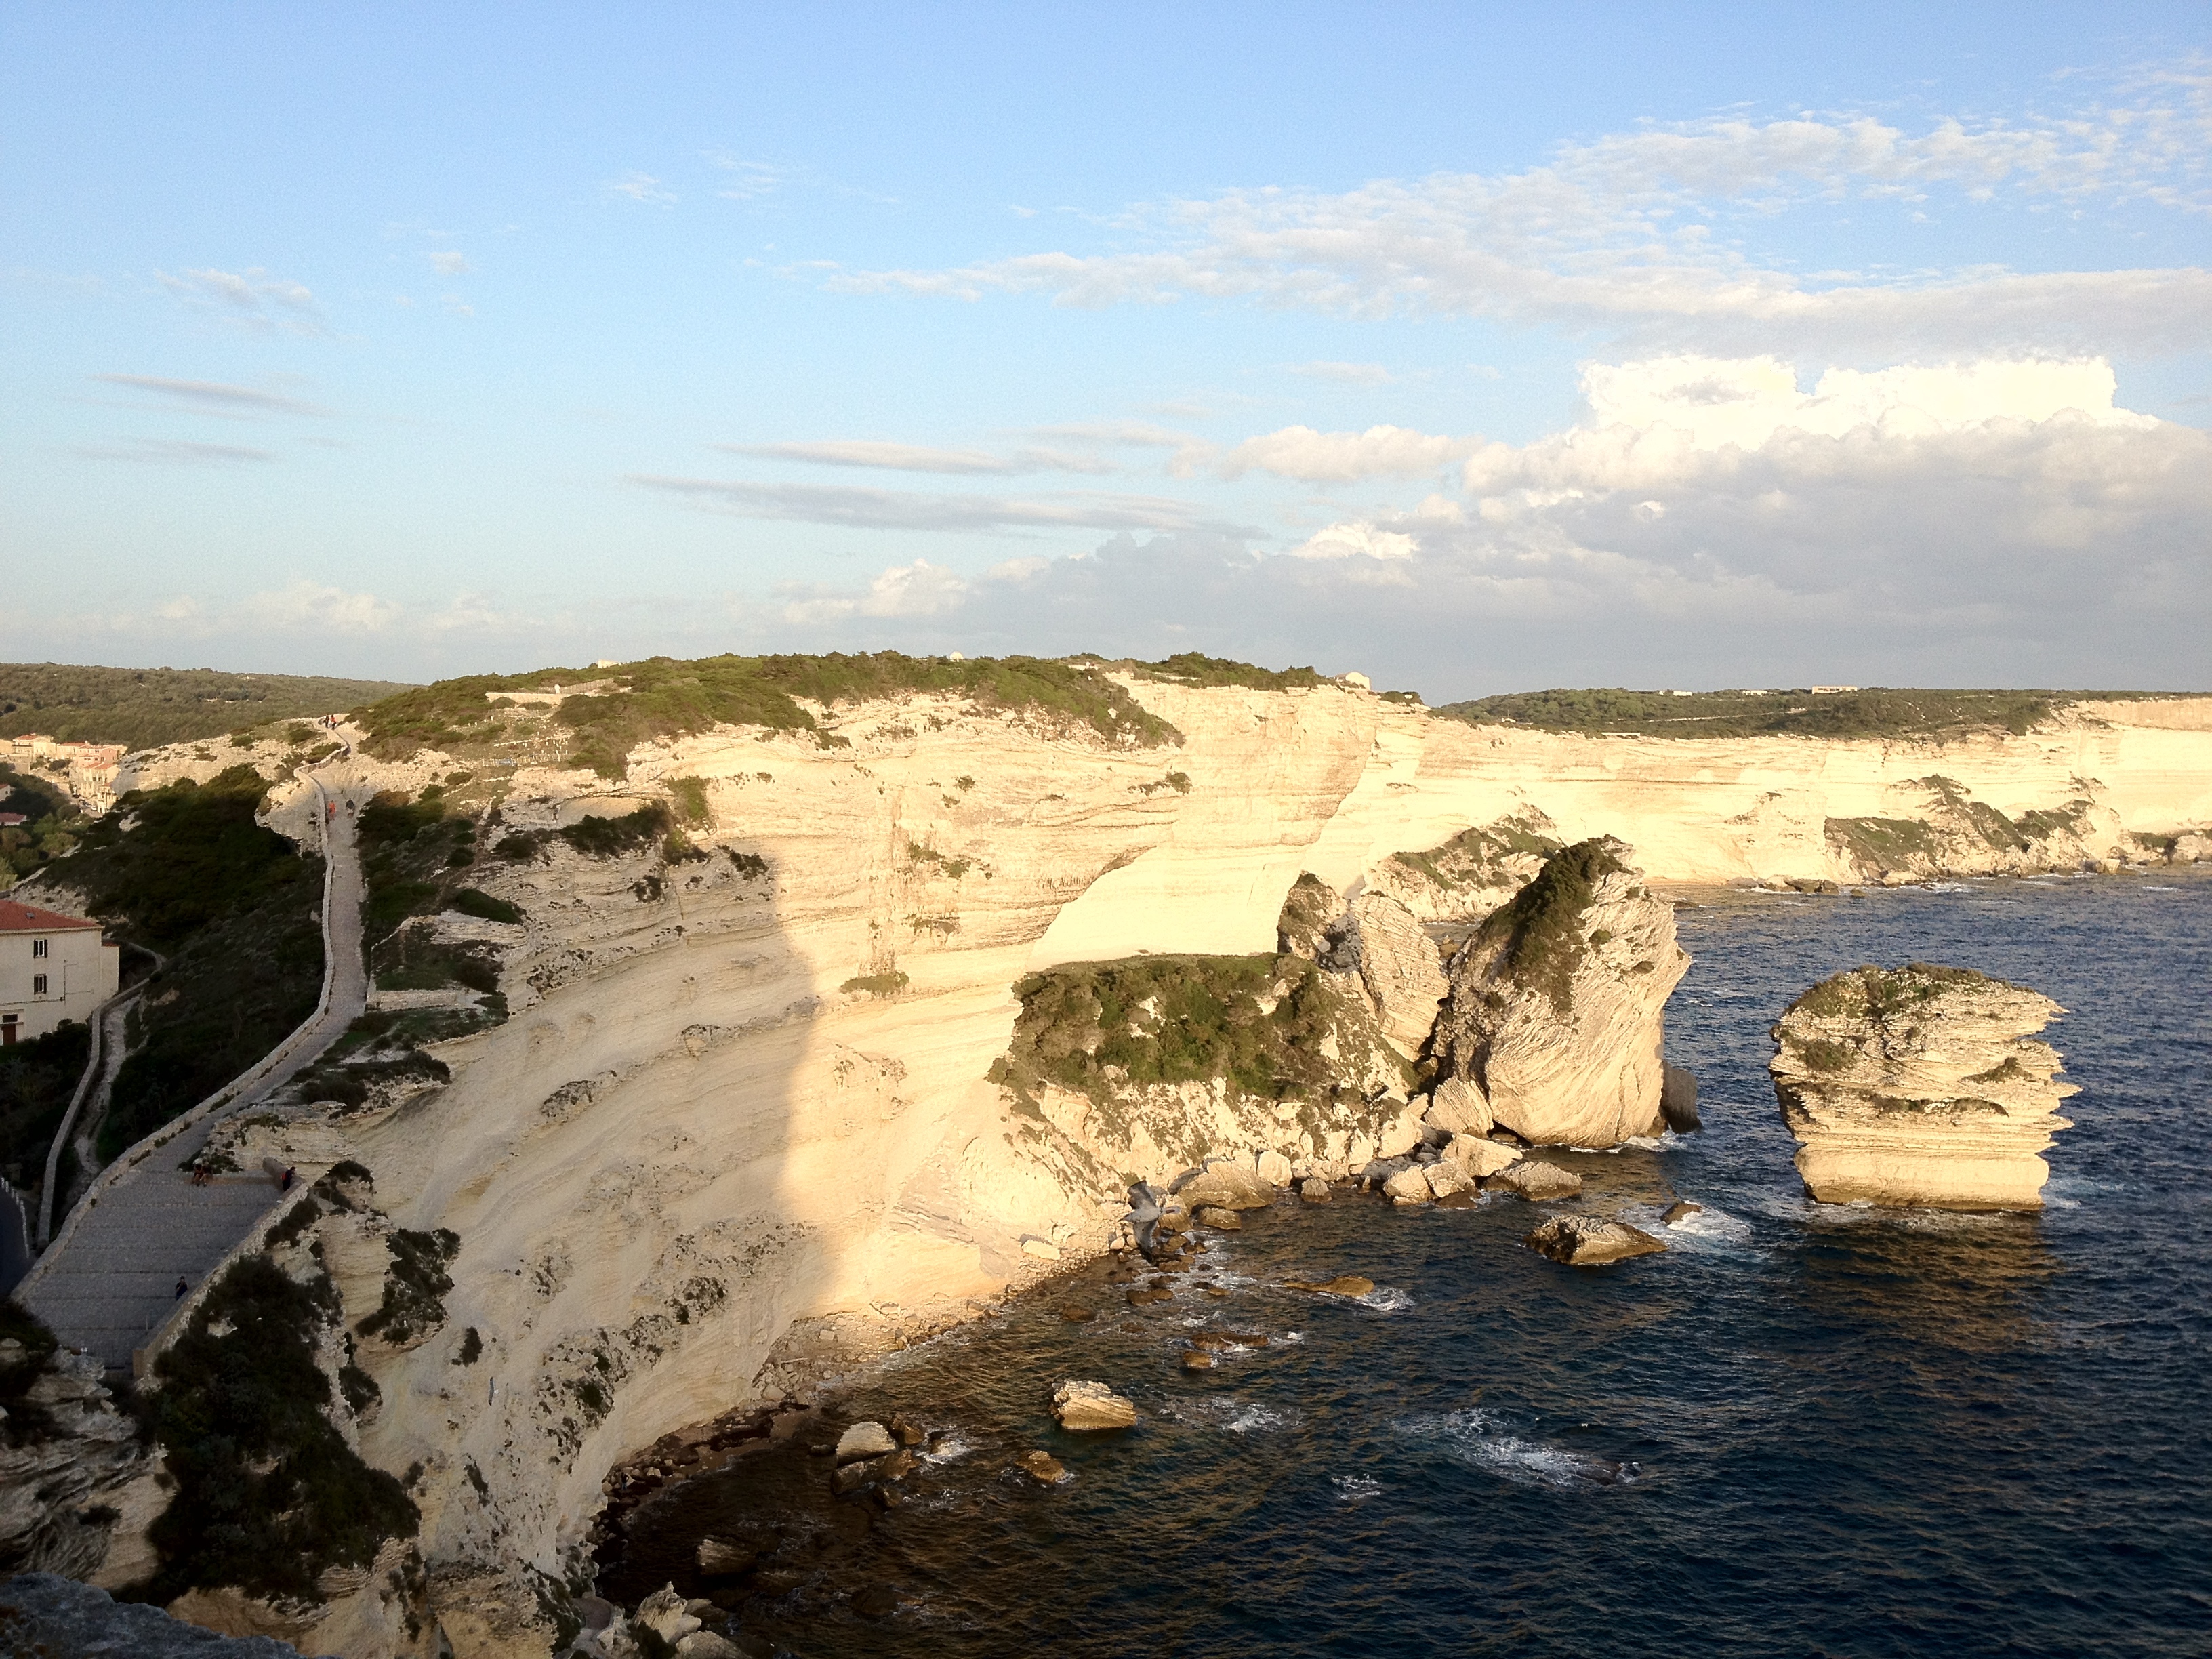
0, 899, 118, 1045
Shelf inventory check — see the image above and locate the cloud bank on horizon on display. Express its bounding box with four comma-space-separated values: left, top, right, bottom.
4, 9, 2208, 697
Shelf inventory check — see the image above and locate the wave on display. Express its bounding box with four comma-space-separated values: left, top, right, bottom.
1333, 1475, 1382, 1503
1358, 1286, 1414, 1313
920, 1432, 975, 1467
1400, 1408, 1641, 1490
1162, 1397, 1298, 1435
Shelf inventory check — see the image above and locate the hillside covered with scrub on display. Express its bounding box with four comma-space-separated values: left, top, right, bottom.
1437, 686, 2175, 741
1, 662, 414, 751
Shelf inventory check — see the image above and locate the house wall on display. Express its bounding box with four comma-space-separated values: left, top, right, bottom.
0, 924, 118, 1042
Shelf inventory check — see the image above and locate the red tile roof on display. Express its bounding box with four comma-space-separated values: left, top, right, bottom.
0, 899, 103, 933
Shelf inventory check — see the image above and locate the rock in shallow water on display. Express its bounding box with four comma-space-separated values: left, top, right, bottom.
1661, 1200, 1704, 1226
1284, 1274, 1375, 1296
1299, 1178, 1333, 1203
1052, 1379, 1139, 1430
835, 1421, 895, 1462
1017, 1450, 1067, 1483
1195, 1206, 1243, 1230
1769, 961, 2077, 1209
1525, 1214, 1666, 1265
1483, 1160, 1582, 1200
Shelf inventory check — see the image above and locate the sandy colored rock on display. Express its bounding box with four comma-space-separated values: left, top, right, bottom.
1350, 891, 1450, 1055
1443, 1134, 1520, 1178
1017, 1450, 1067, 1483
835, 1422, 895, 1462
1254, 1149, 1294, 1187
1194, 1206, 1242, 1230
1431, 839, 1690, 1147
636, 1585, 701, 1646
1176, 1160, 1274, 1212
1424, 1075, 1494, 1136
1381, 1166, 1433, 1205
1284, 1275, 1374, 1296
1422, 1162, 1473, 1199
1483, 1160, 1582, 1200
1661, 1201, 1704, 1226
1298, 1178, 1332, 1203
1051, 1378, 1139, 1430
1524, 1215, 1667, 1265
697, 1537, 758, 1575
1770, 961, 2077, 1209
1181, 1350, 1216, 1372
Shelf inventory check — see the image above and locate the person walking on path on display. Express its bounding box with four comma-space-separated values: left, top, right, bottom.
173, 1277, 187, 1300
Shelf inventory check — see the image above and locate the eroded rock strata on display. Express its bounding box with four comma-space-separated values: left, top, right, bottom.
1769, 962, 2078, 1209
1430, 840, 1692, 1147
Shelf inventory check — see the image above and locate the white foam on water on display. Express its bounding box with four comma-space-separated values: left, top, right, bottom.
1281, 1331, 1306, 1343
920, 1433, 975, 1467
1401, 1408, 1636, 1490
1656, 1202, 1755, 1245
1162, 1397, 1298, 1435
1334, 1475, 1382, 1503
1358, 1286, 1414, 1313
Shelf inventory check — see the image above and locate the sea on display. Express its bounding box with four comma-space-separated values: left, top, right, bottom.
596, 868, 2212, 1658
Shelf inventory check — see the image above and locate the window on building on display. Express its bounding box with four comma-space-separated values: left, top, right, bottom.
31, 939, 48, 958
32, 974, 48, 996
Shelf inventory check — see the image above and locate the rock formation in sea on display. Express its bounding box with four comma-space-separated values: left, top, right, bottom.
1429, 839, 1691, 1147
1523, 1214, 1666, 1265
1769, 962, 2078, 1209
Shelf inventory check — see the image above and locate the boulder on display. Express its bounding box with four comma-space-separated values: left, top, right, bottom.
1284, 1275, 1375, 1296
1298, 1178, 1332, 1203
1381, 1166, 1433, 1205
636, 1586, 701, 1646
1430, 840, 1691, 1147
1424, 1076, 1494, 1136
851, 1585, 916, 1620
1255, 1149, 1294, 1187
1423, 1162, 1472, 1199
1770, 961, 2078, 1208
696, 1537, 758, 1575
676, 1633, 744, 1658
1376, 1097, 1424, 1158
1181, 1351, 1216, 1372
1194, 1206, 1242, 1231
1525, 1215, 1666, 1265
1276, 871, 1343, 960
1483, 1160, 1582, 1200
1351, 892, 1450, 1055
1661, 1200, 1704, 1226
830, 1460, 876, 1495
1050, 1379, 1138, 1431
1017, 1450, 1067, 1483
1176, 1160, 1274, 1212
1443, 1134, 1520, 1178
835, 1422, 896, 1462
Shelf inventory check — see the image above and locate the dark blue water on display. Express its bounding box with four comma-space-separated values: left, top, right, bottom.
601, 871, 2212, 1658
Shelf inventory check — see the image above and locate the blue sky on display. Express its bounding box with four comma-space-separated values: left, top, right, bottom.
5, 3, 2209, 696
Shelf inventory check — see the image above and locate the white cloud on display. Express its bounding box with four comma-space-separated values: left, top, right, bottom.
237, 581, 402, 634
607, 171, 676, 205
714, 438, 1118, 476
1286, 361, 1394, 385
781, 558, 972, 625
428, 251, 472, 276
1287, 521, 1418, 560
630, 474, 1247, 535
157, 267, 327, 335
825, 93, 2212, 355
91, 375, 327, 417
705, 153, 781, 201
1220, 424, 1480, 483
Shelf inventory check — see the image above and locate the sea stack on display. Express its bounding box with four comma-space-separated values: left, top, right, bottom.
1769, 962, 2077, 1209
1429, 838, 1691, 1147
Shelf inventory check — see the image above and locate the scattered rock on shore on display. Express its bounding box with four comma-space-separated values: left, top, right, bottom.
835, 1422, 895, 1462
1298, 1178, 1332, 1203
1051, 1379, 1139, 1430
1525, 1214, 1666, 1265
1483, 1160, 1582, 1200
1176, 1159, 1274, 1211
1284, 1274, 1375, 1296
1195, 1206, 1243, 1230
1017, 1450, 1067, 1483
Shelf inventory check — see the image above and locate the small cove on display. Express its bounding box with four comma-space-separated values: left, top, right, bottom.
596, 869, 2212, 1658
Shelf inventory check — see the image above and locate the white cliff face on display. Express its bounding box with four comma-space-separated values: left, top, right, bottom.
1430, 841, 1690, 1147
79, 682, 2212, 1657
1769, 964, 2077, 1210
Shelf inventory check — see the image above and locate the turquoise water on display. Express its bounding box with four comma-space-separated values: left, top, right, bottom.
598, 870, 2212, 1657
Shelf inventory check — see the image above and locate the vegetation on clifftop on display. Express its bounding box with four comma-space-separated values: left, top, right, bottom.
1438, 686, 2171, 741
355, 651, 1180, 777
1, 662, 411, 751
1471, 838, 1629, 1016
44, 766, 323, 1160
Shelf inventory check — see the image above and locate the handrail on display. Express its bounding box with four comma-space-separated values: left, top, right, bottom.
16, 767, 347, 1300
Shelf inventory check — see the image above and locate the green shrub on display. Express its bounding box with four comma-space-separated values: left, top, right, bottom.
1472, 838, 1628, 1015
356, 1228, 460, 1346
450, 888, 523, 925
145, 1255, 417, 1601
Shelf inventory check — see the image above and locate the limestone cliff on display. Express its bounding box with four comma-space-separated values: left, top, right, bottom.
1429, 840, 1690, 1147
1769, 963, 2077, 1210
52, 673, 2212, 1656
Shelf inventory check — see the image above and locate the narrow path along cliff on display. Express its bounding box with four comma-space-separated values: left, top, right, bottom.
19, 768, 369, 1372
